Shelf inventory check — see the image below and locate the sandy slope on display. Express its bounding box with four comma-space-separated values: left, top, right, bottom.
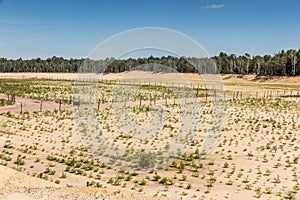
0, 72, 300, 85
221, 74, 300, 84
0, 165, 170, 200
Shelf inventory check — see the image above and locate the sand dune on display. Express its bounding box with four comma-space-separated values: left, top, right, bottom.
0, 72, 299, 85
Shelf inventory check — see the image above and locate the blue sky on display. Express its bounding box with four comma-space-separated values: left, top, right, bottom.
0, 0, 300, 59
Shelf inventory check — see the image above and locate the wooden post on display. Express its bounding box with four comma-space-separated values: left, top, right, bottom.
40, 101, 42, 112
59, 100, 61, 111
214, 89, 217, 101
20, 102, 23, 114
97, 99, 100, 110
139, 96, 142, 107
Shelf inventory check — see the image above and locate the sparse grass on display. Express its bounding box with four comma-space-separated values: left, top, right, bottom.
0, 77, 299, 199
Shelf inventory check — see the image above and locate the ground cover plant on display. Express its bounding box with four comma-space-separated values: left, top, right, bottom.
0, 73, 299, 199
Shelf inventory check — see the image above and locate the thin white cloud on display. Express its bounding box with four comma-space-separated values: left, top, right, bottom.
0, 19, 46, 25
0, 20, 14, 24
95, 31, 104, 35
94, 31, 112, 36
0, 19, 24, 25
37, 27, 56, 33
201, 4, 224, 9
0, 29, 11, 33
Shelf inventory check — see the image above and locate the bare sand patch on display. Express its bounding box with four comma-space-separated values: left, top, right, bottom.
1, 72, 300, 85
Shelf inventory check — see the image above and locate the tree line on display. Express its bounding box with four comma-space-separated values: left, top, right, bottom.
0, 49, 299, 76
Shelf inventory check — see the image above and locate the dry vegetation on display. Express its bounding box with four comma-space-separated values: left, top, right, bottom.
0, 72, 299, 200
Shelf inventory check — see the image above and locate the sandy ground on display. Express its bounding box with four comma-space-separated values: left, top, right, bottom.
0, 165, 170, 200
1, 72, 300, 85
0, 94, 72, 114
0, 72, 299, 200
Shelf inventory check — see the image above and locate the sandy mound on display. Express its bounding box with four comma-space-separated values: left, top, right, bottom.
0, 165, 170, 200
221, 74, 300, 84
1, 72, 300, 85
